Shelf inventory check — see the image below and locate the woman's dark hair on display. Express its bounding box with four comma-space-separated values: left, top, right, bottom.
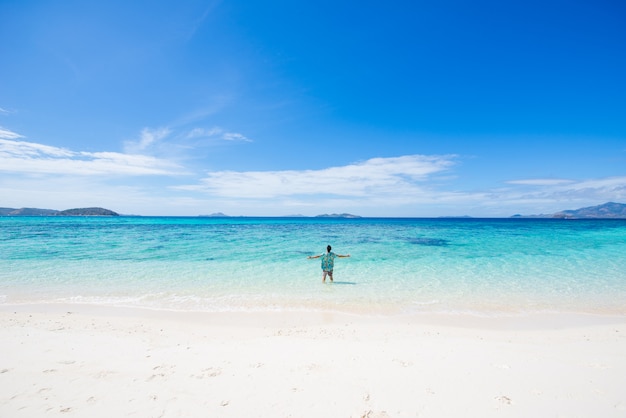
327, 245, 332, 252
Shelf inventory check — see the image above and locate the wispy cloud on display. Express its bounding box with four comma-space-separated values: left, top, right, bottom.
122, 125, 252, 160
505, 176, 626, 200
174, 159, 626, 216
477, 176, 626, 216
0, 127, 24, 140
0, 138, 185, 176
222, 132, 251, 142
186, 127, 252, 142
178, 155, 457, 199
507, 178, 574, 186
183, 1, 221, 43
123, 127, 172, 154
2, 125, 623, 216
187, 127, 222, 138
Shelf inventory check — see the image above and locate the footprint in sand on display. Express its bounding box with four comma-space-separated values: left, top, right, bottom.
93, 370, 115, 379
192, 367, 222, 379
305, 363, 321, 372
146, 373, 167, 382
148, 364, 175, 380
146, 366, 169, 381
587, 362, 608, 369
392, 358, 413, 367
361, 410, 391, 418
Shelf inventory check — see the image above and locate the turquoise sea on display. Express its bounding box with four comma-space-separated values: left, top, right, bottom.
1, 217, 625, 315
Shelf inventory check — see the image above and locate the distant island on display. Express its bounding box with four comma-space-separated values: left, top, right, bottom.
57, 207, 119, 216
3, 203, 624, 219
315, 213, 362, 218
512, 202, 626, 219
0, 207, 59, 216
0, 207, 119, 216
197, 212, 361, 218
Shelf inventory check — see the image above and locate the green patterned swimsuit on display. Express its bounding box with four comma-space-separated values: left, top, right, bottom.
320, 252, 337, 272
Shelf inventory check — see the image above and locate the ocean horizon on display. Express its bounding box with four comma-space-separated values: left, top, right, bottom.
2, 216, 625, 316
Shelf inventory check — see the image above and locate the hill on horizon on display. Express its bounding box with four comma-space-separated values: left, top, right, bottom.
0, 207, 119, 216
2, 203, 626, 218
513, 202, 626, 219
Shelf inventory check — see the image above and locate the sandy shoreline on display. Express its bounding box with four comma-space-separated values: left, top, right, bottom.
1, 304, 625, 417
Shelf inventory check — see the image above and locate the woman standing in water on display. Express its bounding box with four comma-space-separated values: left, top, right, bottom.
307, 245, 350, 283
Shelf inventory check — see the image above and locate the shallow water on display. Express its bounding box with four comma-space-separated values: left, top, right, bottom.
1, 216, 625, 315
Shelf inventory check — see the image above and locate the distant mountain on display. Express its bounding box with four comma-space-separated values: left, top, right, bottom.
553, 202, 626, 219
0, 207, 59, 216
198, 212, 229, 217
315, 213, 362, 218
0, 207, 119, 216
57, 207, 119, 216
513, 202, 626, 219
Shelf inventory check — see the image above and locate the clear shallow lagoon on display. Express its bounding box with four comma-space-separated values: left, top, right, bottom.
1, 216, 625, 315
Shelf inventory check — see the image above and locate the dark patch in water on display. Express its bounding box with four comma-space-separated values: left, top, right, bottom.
357, 237, 381, 244
406, 237, 450, 246
148, 245, 165, 251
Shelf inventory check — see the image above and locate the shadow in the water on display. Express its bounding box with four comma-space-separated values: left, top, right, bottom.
405, 237, 450, 246
328, 281, 357, 285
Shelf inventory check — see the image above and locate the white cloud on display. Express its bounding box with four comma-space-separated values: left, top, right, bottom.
0, 138, 185, 176
2, 125, 623, 216
120, 126, 252, 164
175, 160, 625, 216
475, 175, 626, 216
187, 127, 223, 138
185, 127, 252, 142
222, 132, 251, 142
506, 176, 626, 199
507, 178, 574, 186
0, 127, 24, 140
124, 127, 172, 154
179, 154, 457, 199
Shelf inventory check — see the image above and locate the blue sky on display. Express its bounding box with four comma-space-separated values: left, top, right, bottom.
1, 0, 625, 216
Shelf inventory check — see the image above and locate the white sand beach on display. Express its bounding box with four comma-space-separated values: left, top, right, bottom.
1, 304, 625, 417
